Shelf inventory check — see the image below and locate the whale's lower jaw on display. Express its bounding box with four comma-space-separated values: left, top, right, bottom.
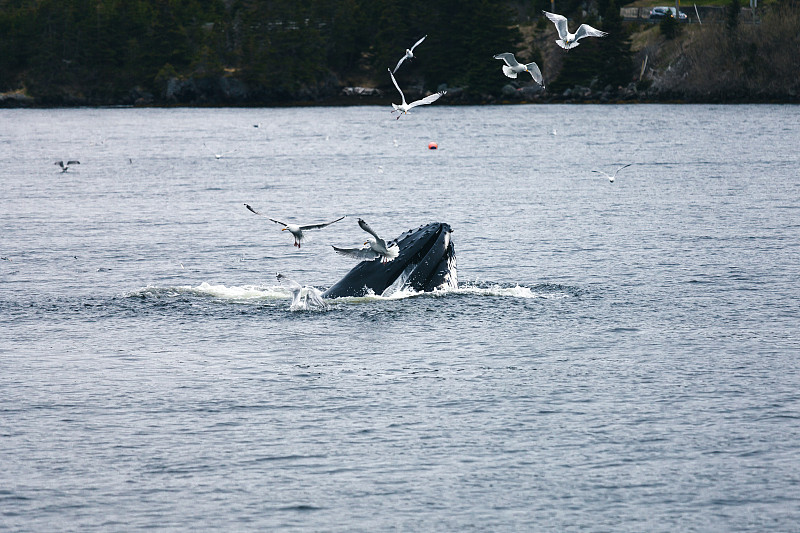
323, 222, 457, 299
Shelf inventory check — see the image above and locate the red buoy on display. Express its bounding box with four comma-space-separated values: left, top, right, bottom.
428, 142, 438, 150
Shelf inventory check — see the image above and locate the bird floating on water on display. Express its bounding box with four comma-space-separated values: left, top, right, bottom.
333, 218, 399, 263
543, 11, 607, 50
276, 273, 328, 311
393, 35, 427, 73
493, 53, 544, 87
55, 160, 80, 173
388, 69, 445, 120
244, 204, 345, 248
592, 163, 633, 183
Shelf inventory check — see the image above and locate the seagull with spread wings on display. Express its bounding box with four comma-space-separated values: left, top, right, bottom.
55, 160, 80, 173
543, 11, 607, 50
244, 204, 345, 248
393, 35, 427, 73
592, 163, 633, 183
276, 273, 328, 311
388, 69, 445, 120
333, 218, 399, 263
493, 53, 544, 87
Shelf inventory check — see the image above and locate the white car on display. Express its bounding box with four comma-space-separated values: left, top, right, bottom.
650, 6, 688, 20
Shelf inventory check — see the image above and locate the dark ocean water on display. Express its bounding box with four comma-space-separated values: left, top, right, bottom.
1, 105, 799, 531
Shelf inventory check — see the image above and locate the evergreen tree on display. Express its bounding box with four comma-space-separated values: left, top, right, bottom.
598, 0, 633, 88
416, 0, 519, 95
550, 13, 604, 92
727, 0, 741, 32
659, 13, 681, 40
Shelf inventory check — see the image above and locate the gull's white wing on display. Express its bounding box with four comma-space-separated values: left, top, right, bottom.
243, 204, 291, 227
303, 287, 328, 310
493, 52, 520, 67
332, 245, 380, 260
357, 218, 382, 241
575, 24, 608, 41
388, 69, 406, 105
591, 170, 612, 178
410, 35, 427, 52
244, 203, 264, 216
614, 163, 633, 176
244, 203, 285, 225
407, 91, 445, 110
543, 11, 569, 40
384, 243, 400, 260
299, 215, 346, 231
276, 272, 302, 292
393, 56, 407, 74
527, 62, 543, 85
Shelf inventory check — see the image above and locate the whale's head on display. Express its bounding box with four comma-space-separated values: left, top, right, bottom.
323, 222, 457, 298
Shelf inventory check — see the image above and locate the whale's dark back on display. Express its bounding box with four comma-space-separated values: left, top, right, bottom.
323, 222, 456, 298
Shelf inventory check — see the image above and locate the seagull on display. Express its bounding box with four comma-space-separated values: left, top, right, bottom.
276, 273, 328, 311
543, 11, 608, 50
55, 160, 80, 172
332, 218, 400, 263
493, 53, 544, 87
592, 163, 633, 183
388, 69, 445, 119
244, 204, 345, 248
393, 35, 427, 73
203, 143, 236, 159
214, 149, 236, 159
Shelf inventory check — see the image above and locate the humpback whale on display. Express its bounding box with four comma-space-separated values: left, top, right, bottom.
323, 222, 457, 298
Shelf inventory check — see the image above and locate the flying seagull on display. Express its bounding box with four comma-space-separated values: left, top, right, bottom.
493, 53, 544, 87
592, 163, 633, 183
214, 149, 237, 159
203, 143, 236, 159
543, 11, 608, 50
393, 35, 427, 73
276, 273, 328, 311
244, 204, 345, 248
55, 160, 80, 173
333, 218, 400, 263
388, 69, 445, 119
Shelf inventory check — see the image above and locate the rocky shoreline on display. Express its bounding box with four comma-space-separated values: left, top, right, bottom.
2, 77, 797, 108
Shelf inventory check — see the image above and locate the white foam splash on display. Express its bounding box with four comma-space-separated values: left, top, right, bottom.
128, 282, 288, 301
449, 283, 569, 299
328, 282, 569, 303
128, 281, 571, 305
191, 282, 284, 300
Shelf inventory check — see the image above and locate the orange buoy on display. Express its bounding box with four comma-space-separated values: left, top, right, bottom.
428, 142, 438, 150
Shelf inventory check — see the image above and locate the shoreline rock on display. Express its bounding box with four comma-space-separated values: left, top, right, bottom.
2, 78, 797, 108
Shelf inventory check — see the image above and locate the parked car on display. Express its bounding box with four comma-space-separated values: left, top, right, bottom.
649, 6, 688, 20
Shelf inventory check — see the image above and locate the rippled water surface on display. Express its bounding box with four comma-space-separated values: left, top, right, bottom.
2, 105, 799, 531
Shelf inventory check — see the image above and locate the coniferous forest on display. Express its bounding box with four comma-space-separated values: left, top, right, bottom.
0, 0, 798, 106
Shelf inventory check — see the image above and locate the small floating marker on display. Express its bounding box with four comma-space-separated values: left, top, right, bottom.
428, 142, 438, 150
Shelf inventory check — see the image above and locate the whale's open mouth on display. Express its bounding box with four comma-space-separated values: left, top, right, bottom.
323, 222, 457, 299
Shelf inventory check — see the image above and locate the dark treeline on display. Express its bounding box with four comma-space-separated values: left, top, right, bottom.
0, 0, 532, 104
1, 0, 798, 105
